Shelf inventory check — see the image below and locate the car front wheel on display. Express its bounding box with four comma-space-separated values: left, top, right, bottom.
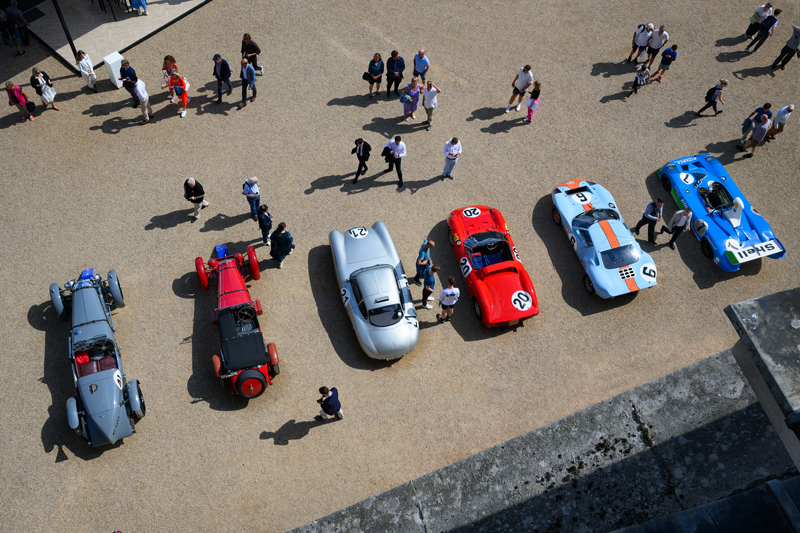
661, 175, 672, 192
473, 299, 482, 319
700, 238, 714, 259
552, 207, 562, 226
133, 383, 146, 419
583, 275, 596, 295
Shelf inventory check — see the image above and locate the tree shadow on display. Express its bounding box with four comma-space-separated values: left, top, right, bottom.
531, 195, 638, 316
362, 115, 428, 138
199, 212, 253, 233
466, 107, 505, 122
144, 208, 195, 230
664, 110, 700, 129
89, 115, 140, 134
307, 245, 397, 370
259, 418, 336, 445
732, 65, 775, 80
716, 35, 749, 47
327, 93, 371, 108
29, 301, 121, 462
716, 50, 748, 63
590, 60, 631, 78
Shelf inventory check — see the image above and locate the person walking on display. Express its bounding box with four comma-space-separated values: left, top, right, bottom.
739, 103, 772, 143
766, 104, 793, 140
315, 386, 343, 420
442, 137, 462, 180
5, 0, 30, 46
5, 80, 33, 121
183, 178, 209, 221
746, 3, 773, 39
402, 77, 421, 120
257, 205, 273, 245
30, 67, 59, 111
242, 177, 260, 219
746, 9, 781, 53
627, 23, 653, 64
421, 264, 440, 309
351, 138, 371, 184
366, 53, 383, 99
119, 59, 139, 109
241, 33, 264, 75
162, 55, 178, 97
652, 44, 677, 83
238, 58, 256, 108
212, 54, 232, 103
386, 50, 405, 97
383, 136, 406, 188
413, 49, 430, 80
412, 240, 435, 285
771, 24, 800, 70
421, 80, 441, 131
169, 70, 190, 118
737, 113, 772, 157
696, 79, 728, 116
505, 64, 533, 113
135, 78, 153, 124
269, 222, 295, 269
76, 51, 97, 93
437, 276, 460, 323
646, 26, 669, 69
658, 207, 692, 250
0, 10, 25, 57
628, 65, 650, 96
633, 198, 664, 244
521, 81, 542, 124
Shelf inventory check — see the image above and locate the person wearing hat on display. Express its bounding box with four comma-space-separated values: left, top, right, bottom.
351, 138, 371, 184
627, 23, 653, 64
212, 54, 232, 104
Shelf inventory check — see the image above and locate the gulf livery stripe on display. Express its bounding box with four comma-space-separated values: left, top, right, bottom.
598, 220, 639, 293
557, 181, 593, 211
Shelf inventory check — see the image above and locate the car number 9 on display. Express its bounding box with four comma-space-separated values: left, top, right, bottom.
511, 291, 532, 311
572, 192, 592, 205
462, 207, 481, 218
348, 227, 368, 238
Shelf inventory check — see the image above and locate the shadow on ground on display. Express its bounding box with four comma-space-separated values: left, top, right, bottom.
600, 81, 634, 104
327, 94, 371, 108
716, 35, 749, 47
306, 170, 444, 196
700, 138, 746, 166
199, 212, 253, 233
362, 115, 428, 138
664, 111, 700, 129
716, 50, 748, 63
590, 60, 632, 77
145, 208, 195, 230
466, 107, 505, 122
732, 65, 775, 80
259, 417, 339, 445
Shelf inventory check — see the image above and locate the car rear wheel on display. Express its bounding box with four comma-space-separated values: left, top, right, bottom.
50, 283, 67, 321
661, 175, 672, 192
448, 227, 454, 246
133, 383, 146, 419
700, 238, 714, 259
195, 257, 209, 291
236, 370, 267, 398
247, 246, 261, 280
473, 299, 482, 319
107, 270, 126, 308
552, 207, 562, 226
583, 275, 596, 295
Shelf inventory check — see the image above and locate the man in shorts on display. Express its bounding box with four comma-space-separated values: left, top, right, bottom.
505, 64, 533, 113
646, 25, 669, 69
766, 104, 793, 140
626, 23, 653, 64
652, 44, 677, 83
437, 276, 460, 323
0, 10, 25, 57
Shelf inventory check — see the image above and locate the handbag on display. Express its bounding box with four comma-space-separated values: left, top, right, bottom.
25, 101, 36, 113
749, 14, 758, 24
362, 72, 371, 81
399, 93, 411, 104
161, 70, 169, 88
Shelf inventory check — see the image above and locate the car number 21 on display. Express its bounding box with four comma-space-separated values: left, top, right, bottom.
341, 288, 351, 306
348, 227, 368, 239
460, 256, 473, 277
511, 291, 532, 311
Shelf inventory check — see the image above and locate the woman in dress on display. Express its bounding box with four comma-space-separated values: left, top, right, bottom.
5, 81, 33, 121
169, 70, 190, 118
367, 53, 383, 99
269, 223, 295, 269
162, 55, 178, 96
76, 51, 97, 93
402, 76, 420, 120
522, 81, 541, 124
30, 67, 59, 111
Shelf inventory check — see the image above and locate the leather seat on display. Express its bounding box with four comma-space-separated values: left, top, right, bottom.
78, 361, 100, 378
99, 356, 117, 371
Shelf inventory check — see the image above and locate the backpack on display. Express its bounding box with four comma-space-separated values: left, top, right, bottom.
761, 15, 777, 31
705, 86, 717, 102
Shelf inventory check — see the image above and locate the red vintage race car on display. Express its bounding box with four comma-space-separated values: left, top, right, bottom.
195, 243, 279, 399
447, 206, 539, 327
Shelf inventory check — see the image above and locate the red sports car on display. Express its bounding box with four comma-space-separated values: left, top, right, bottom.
195, 243, 279, 399
447, 206, 539, 327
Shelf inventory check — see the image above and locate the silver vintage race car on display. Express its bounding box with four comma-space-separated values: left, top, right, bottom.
329, 222, 419, 360
49, 269, 145, 447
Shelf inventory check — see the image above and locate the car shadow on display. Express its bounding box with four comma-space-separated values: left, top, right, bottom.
29, 301, 120, 462
531, 195, 638, 316
144, 208, 195, 230
173, 270, 249, 411
466, 106, 506, 122
732, 65, 775, 80
199, 212, 253, 233
590, 60, 631, 78
259, 417, 338, 445
307, 245, 396, 370
664, 111, 700, 129
716, 35, 749, 47
716, 50, 748, 63
362, 115, 429, 137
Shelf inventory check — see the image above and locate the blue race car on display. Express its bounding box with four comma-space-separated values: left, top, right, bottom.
551, 180, 658, 298
659, 154, 785, 272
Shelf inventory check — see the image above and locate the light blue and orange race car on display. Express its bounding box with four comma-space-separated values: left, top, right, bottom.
551, 180, 658, 298
659, 154, 785, 272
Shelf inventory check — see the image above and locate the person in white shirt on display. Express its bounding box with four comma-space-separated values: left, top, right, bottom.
746, 8, 781, 53
134, 79, 152, 125
437, 276, 460, 323
76, 50, 97, 93
383, 136, 406, 188
421, 80, 440, 131
505, 64, 533, 113
746, 3, 773, 39
767, 104, 793, 139
442, 137, 462, 180
659, 208, 692, 250
627, 23, 653, 64
628, 66, 650, 96
646, 26, 669, 69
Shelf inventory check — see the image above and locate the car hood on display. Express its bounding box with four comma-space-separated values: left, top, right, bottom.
366, 319, 419, 359
79, 370, 131, 445
478, 265, 538, 323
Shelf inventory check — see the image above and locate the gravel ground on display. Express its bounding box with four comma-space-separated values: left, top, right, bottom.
1, 0, 798, 531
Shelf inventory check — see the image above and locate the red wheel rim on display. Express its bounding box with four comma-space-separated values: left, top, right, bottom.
240, 378, 264, 397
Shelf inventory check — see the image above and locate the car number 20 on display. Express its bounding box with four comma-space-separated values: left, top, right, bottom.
640, 263, 657, 280
511, 291, 533, 311
513, 246, 520, 261
460, 256, 473, 278
348, 227, 368, 239
462, 207, 481, 218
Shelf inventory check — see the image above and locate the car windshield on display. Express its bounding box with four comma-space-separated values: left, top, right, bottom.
572, 209, 620, 228
600, 245, 640, 270
700, 183, 733, 212
464, 231, 505, 249
368, 304, 404, 327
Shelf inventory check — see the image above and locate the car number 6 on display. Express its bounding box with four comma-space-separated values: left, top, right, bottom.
511, 291, 532, 311
460, 256, 473, 277
348, 227, 368, 238
640, 263, 657, 280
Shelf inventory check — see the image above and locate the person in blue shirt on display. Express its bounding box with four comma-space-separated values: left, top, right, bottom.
413, 49, 430, 80
238, 58, 256, 108
422, 264, 440, 309
653, 44, 677, 83
739, 103, 772, 144
315, 386, 344, 420
413, 240, 435, 285
212, 54, 232, 104
119, 59, 139, 108
386, 50, 405, 98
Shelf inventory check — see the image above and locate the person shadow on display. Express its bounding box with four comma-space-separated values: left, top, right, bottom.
716, 50, 748, 63
199, 212, 253, 233
305, 172, 357, 194
599, 81, 634, 104
590, 60, 631, 78
732, 65, 775, 80
664, 111, 700, 129
259, 418, 336, 445
716, 35, 749, 47
479, 117, 525, 134
701, 139, 746, 166
362, 116, 428, 137
466, 107, 506, 122
89, 115, 140, 134
144, 208, 195, 230
327, 94, 371, 108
